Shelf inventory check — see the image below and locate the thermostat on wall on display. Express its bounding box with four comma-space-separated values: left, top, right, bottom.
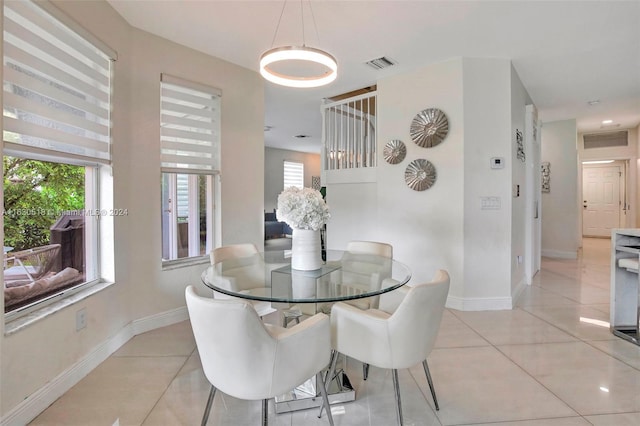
490, 157, 505, 169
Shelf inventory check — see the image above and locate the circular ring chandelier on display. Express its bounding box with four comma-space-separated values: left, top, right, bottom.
260, 46, 337, 88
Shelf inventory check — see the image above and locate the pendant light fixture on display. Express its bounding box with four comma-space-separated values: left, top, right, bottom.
260, 1, 337, 88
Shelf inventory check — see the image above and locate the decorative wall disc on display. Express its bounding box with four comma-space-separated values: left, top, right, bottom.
410, 108, 449, 148
405, 159, 437, 191
383, 139, 407, 164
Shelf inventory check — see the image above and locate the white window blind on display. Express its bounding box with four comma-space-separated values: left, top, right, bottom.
2, 0, 113, 163
160, 74, 221, 174
284, 161, 304, 189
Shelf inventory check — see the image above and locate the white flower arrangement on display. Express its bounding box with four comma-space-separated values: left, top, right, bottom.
276, 187, 330, 231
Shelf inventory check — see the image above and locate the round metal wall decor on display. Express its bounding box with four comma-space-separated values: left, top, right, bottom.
410, 108, 449, 148
383, 139, 407, 164
405, 159, 437, 191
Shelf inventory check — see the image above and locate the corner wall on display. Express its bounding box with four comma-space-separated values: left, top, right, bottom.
461, 58, 515, 309
1, 0, 264, 419
326, 57, 530, 310
541, 119, 579, 258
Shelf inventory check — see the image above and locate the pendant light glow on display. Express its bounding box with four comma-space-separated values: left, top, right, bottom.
260, 46, 337, 88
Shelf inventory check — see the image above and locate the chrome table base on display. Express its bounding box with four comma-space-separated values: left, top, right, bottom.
274, 370, 355, 413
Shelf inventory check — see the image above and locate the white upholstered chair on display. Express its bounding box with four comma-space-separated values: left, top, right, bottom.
209, 243, 277, 318
341, 241, 393, 379
341, 240, 393, 310
185, 286, 334, 426
321, 270, 450, 425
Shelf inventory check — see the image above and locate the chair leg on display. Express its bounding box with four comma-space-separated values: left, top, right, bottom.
201, 384, 216, 426
422, 359, 439, 411
262, 398, 269, 426
363, 363, 370, 380
318, 349, 338, 419
282, 310, 302, 327
316, 372, 335, 426
392, 369, 403, 426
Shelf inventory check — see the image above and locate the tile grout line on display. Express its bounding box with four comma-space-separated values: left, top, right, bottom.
446, 300, 589, 423
139, 346, 197, 425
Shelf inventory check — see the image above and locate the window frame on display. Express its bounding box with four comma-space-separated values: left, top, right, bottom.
161, 172, 215, 265
3, 153, 104, 321
2, 0, 116, 320
159, 74, 220, 268
284, 160, 304, 190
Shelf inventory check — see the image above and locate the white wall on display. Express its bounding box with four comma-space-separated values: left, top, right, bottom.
636, 125, 640, 226
541, 119, 579, 258
509, 65, 533, 294
461, 58, 515, 308
367, 58, 465, 297
1, 0, 264, 418
264, 148, 320, 212
326, 57, 529, 310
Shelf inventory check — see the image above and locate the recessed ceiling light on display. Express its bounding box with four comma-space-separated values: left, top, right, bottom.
602, 119, 613, 125
587, 99, 600, 106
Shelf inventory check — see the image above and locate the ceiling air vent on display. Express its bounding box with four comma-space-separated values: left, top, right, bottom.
365, 56, 395, 70
583, 131, 628, 149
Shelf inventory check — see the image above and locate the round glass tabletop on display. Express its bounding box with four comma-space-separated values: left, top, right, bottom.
201, 249, 411, 304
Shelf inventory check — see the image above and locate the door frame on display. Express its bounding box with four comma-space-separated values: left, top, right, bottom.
578, 157, 634, 238
524, 105, 541, 284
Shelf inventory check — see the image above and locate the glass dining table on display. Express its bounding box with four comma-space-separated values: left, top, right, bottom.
201, 249, 412, 413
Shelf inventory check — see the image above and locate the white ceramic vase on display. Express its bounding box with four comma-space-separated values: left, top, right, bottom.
291, 228, 322, 271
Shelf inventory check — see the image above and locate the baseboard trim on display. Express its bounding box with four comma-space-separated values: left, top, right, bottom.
541, 249, 578, 259
511, 277, 528, 308
1, 307, 188, 426
446, 295, 513, 311
131, 306, 188, 335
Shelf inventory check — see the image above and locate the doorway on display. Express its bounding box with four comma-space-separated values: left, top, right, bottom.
582, 162, 625, 237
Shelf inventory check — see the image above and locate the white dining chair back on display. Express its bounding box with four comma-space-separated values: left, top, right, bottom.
325, 270, 450, 425
185, 286, 334, 426
210, 242, 260, 263
345, 240, 393, 258
210, 243, 264, 291
340, 241, 393, 309
209, 243, 276, 318
377, 269, 449, 368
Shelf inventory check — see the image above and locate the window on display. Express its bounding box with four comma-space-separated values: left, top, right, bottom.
284, 161, 304, 189
2, 0, 115, 315
160, 75, 220, 263
161, 173, 213, 260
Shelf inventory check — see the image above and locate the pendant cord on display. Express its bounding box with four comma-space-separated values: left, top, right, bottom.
270, 0, 288, 49
309, 0, 321, 45
300, 0, 306, 47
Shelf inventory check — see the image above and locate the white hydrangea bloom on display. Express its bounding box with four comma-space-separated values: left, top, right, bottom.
276, 187, 330, 231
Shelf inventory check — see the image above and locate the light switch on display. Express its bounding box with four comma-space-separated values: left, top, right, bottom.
481, 196, 501, 210
491, 157, 505, 169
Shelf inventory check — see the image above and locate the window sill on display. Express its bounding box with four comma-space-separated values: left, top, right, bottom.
162, 255, 209, 271
4, 280, 114, 336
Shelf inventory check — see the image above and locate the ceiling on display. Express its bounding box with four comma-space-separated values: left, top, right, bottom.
107, 0, 640, 154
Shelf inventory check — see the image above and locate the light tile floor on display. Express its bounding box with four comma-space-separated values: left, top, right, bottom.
31, 238, 640, 425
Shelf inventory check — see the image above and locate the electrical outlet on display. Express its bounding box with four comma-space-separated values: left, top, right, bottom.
76, 308, 87, 331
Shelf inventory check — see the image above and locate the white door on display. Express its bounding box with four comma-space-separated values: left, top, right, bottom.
582, 165, 621, 237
